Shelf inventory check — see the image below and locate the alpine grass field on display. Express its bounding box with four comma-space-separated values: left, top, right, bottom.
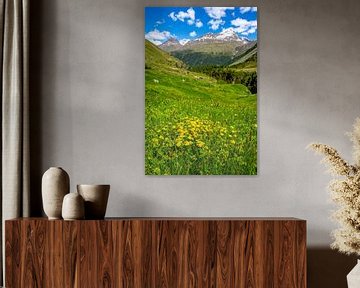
145, 40, 257, 175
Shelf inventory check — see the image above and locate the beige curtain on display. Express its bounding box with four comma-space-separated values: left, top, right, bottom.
0, 0, 30, 284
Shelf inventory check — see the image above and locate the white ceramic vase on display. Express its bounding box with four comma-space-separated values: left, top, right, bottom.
62, 192, 85, 220
77, 184, 110, 219
42, 167, 70, 219
347, 260, 360, 288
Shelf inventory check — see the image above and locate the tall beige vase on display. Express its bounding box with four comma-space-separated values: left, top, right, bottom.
42, 167, 70, 219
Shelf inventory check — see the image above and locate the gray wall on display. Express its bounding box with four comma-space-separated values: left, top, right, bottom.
30, 0, 360, 285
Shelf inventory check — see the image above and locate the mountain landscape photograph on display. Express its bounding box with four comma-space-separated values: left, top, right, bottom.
145, 7, 257, 175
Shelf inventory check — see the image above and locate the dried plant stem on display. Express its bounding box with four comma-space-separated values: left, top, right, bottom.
349, 118, 360, 166
308, 143, 357, 176
308, 119, 360, 256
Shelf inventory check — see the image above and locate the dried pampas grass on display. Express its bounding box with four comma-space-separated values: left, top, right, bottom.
308, 118, 360, 256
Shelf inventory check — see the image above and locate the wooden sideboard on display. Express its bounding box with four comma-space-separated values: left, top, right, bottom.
5, 218, 306, 287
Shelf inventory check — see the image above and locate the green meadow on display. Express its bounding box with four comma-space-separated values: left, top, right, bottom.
145, 40, 257, 175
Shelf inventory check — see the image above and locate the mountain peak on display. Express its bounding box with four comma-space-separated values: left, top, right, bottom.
216, 29, 241, 41
179, 39, 190, 46
159, 37, 181, 49
192, 30, 246, 43
162, 37, 179, 45
219, 29, 237, 36
196, 33, 216, 41
159, 37, 182, 52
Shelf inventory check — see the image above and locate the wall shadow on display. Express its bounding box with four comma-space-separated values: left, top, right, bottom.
29, 0, 45, 216
308, 248, 357, 288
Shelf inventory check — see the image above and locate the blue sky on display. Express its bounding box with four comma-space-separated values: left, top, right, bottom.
145, 7, 257, 45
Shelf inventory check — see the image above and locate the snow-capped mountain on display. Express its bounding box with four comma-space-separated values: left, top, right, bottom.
159, 30, 251, 53
157, 30, 256, 67
159, 37, 182, 51
216, 29, 249, 42
179, 39, 190, 46
195, 30, 248, 43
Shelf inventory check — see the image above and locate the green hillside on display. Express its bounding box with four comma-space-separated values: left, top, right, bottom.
145, 40, 257, 175
169, 41, 257, 68
171, 50, 232, 67
232, 42, 257, 62
145, 40, 185, 70
170, 42, 238, 67
229, 43, 257, 71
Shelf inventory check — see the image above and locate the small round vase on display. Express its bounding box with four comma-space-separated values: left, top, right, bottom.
62, 192, 85, 220
42, 167, 70, 219
77, 184, 110, 219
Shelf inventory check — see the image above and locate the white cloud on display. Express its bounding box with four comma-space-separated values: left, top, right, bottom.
169, 12, 177, 21
169, 8, 195, 24
145, 29, 171, 44
239, 7, 257, 14
189, 31, 197, 37
156, 19, 165, 25
244, 26, 257, 35
204, 7, 234, 19
188, 8, 195, 20
177, 8, 195, 21
239, 7, 251, 14
241, 27, 257, 36
208, 19, 225, 30
249, 20, 257, 28
195, 19, 203, 28
231, 18, 249, 28
231, 18, 257, 35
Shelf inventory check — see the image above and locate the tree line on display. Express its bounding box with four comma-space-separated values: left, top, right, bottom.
190, 66, 257, 94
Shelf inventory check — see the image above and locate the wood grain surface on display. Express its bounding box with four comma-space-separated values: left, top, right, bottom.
5, 218, 306, 287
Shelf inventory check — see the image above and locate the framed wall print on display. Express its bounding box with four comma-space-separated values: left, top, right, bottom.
145, 7, 257, 175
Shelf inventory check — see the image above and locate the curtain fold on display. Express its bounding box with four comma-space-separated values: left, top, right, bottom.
0, 0, 30, 284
